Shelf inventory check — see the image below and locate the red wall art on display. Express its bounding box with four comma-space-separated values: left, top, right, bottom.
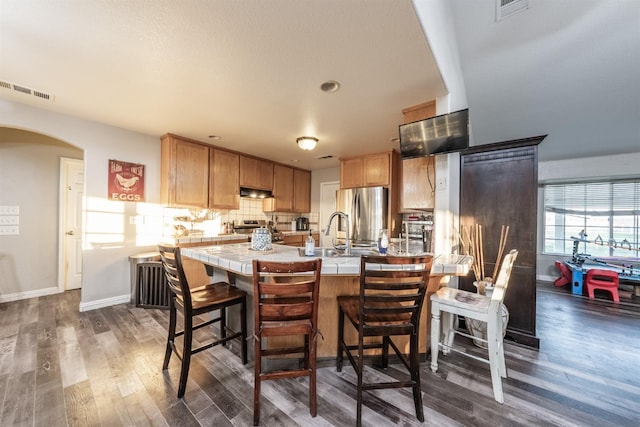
108, 159, 145, 202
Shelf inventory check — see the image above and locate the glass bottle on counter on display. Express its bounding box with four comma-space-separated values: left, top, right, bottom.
305, 230, 315, 256
378, 229, 389, 254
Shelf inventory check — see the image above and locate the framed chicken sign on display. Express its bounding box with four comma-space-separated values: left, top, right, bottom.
108, 159, 145, 202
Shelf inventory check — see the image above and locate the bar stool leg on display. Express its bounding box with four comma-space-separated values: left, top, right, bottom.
336, 307, 345, 372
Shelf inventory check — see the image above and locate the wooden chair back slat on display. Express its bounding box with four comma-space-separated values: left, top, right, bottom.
359, 255, 432, 328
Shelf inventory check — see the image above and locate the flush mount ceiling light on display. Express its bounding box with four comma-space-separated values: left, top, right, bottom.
297, 136, 318, 151
320, 80, 340, 93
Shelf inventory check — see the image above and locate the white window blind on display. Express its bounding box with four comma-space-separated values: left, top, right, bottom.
543, 180, 640, 256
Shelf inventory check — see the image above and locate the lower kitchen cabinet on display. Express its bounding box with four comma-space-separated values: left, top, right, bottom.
281, 233, 319, 247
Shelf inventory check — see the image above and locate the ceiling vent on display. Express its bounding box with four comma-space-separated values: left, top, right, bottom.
0, 79, 54, 102
496, 0, 529, 21
316, 155, 334, 160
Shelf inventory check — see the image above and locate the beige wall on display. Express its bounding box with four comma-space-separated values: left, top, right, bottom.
1, 99, 162, 310
0, 129, 83, 296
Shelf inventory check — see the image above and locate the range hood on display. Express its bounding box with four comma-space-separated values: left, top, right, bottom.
240, 187, 274, 198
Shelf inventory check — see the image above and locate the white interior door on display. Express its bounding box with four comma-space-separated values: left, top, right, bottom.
60, 158, 84, 290
319, 181, 340, 248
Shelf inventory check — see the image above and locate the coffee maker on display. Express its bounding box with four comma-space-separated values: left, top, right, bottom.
295, 217, 309, 231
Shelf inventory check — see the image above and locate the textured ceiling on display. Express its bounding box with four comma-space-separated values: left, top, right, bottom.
0, 0, 446, 170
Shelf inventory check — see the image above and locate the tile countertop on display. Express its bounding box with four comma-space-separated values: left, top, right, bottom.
162, 234, 250, 246
181, 242, 473, 277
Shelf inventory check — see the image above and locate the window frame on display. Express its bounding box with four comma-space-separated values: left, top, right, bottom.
542, 179, 640, 258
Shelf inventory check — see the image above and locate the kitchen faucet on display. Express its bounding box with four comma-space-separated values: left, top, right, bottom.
325, 211, 351, 256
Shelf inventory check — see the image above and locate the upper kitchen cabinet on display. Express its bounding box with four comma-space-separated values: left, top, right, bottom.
209, 148, 240, 210
400, 100, 436, 211
264, 165, 311, 213
161, 134, 210, 208
240, 155, 274, 191
400, 157, 435, 211
401, 100, 436, 124
292, 168, 311, 213
269, 164, 294, 211
340, 151, 397, 189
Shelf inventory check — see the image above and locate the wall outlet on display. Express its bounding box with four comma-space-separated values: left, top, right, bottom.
0, 225, 19, 235
436, 176, 447, 191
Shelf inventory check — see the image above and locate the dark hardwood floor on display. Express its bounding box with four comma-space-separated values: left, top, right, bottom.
1, 284, 639, 426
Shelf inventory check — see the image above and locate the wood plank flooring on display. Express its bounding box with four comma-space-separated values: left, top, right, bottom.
0, 284, 639, 426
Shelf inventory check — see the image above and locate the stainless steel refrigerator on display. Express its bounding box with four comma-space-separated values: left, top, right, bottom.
335, 186, 388, 247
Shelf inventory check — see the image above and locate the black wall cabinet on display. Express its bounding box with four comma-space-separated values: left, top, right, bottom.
460, 136, 546, 348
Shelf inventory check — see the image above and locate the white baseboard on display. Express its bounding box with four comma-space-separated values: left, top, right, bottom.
0, 286, 60, 303
79, 294, 131, 312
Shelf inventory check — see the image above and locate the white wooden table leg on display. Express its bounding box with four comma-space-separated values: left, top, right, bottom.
430, 301, 440, 373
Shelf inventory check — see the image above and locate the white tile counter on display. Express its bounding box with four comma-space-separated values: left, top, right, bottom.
180, 242, 472, 358
181, 242, 472, 277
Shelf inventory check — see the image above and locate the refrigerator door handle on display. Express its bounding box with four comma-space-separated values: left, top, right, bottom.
353, 191, 360, 240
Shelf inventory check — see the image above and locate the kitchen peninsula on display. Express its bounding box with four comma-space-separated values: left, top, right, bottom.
181, 243, 473, 359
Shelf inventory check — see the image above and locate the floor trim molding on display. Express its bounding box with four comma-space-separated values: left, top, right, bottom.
79, 294, 130, 312
0, 286, 59, 303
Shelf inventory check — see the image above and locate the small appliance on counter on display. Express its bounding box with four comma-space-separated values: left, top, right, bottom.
402, 215, 434, 253
296, 217, 309, 231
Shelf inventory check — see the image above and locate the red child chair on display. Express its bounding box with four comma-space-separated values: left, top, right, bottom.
584, 269, 620, 302
554, 261, 571, 287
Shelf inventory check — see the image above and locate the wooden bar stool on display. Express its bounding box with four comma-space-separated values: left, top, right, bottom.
336, 255, 433, 426
158, 244, 247, 398
430, 249, 518, 403
252, 259, 322, 426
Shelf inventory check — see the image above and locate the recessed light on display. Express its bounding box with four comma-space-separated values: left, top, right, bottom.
208, 135, 221, 140
320, 80, 340, 93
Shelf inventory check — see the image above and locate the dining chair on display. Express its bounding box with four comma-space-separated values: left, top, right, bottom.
430, 249, 518, 403
158, 244, 247, 398
585, 268, 620, 302
336, 254, 433, 426
252, 258, 322, 426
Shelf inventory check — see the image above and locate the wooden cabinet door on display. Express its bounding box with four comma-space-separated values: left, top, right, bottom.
240, 155, 273, 190
340, 157, 364, 189
161, 135, 209, 208
293, 169, 311, 213
400, 156, 435, 211
402, 100, 436, 124
364, 152, 390, 187
272, 164, 294, 211
460, 137, 544, 349
209, 148, 239, 210
282, 235, 303, 246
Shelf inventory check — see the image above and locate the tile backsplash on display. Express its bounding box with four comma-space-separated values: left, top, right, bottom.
163, 198, 318, 238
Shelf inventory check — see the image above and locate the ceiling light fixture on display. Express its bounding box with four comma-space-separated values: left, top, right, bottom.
320, 80, 340, 93
297, 136, 318, 151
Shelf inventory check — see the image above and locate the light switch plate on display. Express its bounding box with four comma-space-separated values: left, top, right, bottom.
0, 216, 19, 225
0, 225, 19, 235
0, 206, 19, 215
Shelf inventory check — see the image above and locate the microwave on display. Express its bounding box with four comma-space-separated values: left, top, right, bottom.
402, 220, 434, 240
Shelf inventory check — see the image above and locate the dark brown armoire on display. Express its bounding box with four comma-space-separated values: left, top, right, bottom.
460, 136, 545, 348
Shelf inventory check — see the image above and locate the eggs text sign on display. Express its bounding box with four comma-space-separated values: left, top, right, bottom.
108, 159, 145, 202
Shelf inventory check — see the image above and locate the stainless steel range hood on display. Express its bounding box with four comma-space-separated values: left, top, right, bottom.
240, 187, 274, 198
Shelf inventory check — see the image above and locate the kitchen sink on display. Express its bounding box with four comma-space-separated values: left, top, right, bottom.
297, 247, 379, 258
